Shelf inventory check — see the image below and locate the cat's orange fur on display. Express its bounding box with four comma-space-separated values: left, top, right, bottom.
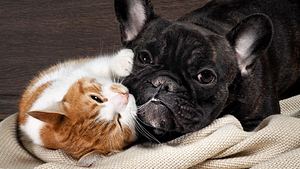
18, 78, 135, 159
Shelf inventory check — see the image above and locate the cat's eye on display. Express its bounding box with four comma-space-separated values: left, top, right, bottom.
197, 69, 217, 85
138, 50, 153, 64
90, 95, 103, 103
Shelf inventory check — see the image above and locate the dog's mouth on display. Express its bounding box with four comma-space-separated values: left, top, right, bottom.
137, 98, 175, 129
135, 97, 187, 141
135, 92, 214, 141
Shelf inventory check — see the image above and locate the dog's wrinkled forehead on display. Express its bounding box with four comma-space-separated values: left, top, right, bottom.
162, 23, 213, 51
135, 22, 221, 66
161, 25, 217, 69
128, 21, 238, 83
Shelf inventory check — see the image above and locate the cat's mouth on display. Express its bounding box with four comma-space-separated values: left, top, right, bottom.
113, 94, 137, 133
116, 114, 123, 131
113, 113, 123, 131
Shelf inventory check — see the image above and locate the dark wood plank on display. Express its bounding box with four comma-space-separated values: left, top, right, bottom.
0, 95, 19, 120
0, 0, 209, 120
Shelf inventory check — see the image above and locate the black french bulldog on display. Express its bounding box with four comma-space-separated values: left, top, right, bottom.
114, 0, 300, 141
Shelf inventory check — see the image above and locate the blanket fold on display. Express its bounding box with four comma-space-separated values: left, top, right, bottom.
1, 95, 300, 169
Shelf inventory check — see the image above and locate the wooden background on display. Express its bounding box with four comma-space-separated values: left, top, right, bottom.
0, 0, 209, 120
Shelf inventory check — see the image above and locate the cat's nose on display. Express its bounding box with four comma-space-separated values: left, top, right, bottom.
111, 84, 129, 93
118, 92, 129, 104
111, 84, 129, 104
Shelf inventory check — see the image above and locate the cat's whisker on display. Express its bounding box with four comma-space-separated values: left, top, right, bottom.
133, 120, 154, 141
116, 76, 122, 84
110, 74, 123, 84
136, 102, 162, 129
127, 106, 158, 143
115, 76, 119, 83
134, 115, 153, 128
137, 100, 152, 111
112, 74, 117, 83
135, 120, 161, 144
128, 108, 161, 144
111, 72, 120, 84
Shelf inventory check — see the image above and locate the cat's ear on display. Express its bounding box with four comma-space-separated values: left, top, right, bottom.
226, 13, 273, 76
27, 102, 67, 126
115, 0, 156, 43
77, 151, 102, 167
27, 111, 66, 126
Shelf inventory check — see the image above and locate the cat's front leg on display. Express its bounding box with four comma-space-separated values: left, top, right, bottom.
111, 49, 134, 77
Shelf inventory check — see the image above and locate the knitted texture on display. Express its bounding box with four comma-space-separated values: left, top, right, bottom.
1, 95, 300, 169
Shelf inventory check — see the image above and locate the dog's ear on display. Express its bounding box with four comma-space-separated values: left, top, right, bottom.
114, 0, 156, 43
226, 14, 273, 76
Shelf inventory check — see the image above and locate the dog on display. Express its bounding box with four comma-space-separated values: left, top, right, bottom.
114, 0, 300, 141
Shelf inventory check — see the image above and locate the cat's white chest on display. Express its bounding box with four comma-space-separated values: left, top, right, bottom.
20, 116, 44, 145
30, 63, 96, 108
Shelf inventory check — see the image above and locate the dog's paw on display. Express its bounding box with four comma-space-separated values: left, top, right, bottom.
112, 49, 134, 77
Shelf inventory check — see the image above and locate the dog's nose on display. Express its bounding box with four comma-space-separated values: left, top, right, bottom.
151, 76, 179, 92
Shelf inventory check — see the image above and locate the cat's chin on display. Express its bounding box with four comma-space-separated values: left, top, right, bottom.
119, 94, 137, 131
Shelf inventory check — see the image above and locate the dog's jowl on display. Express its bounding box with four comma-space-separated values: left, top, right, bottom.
115, 0, 300, 141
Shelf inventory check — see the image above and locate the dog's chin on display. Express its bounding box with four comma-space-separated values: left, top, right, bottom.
137, 101, 172, 129
136, 99, 184, 142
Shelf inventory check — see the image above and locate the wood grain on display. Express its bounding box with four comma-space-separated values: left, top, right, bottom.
0, 0, 209, 120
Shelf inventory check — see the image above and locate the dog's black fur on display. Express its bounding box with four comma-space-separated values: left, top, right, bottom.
115, 0, 300, 141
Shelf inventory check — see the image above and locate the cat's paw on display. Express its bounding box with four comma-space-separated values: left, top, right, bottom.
112, 49, 134, 77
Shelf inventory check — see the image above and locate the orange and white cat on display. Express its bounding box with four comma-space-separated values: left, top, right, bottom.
18, 49, 137, 165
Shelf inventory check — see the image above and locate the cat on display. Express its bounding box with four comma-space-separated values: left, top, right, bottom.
18, 49, 137, 166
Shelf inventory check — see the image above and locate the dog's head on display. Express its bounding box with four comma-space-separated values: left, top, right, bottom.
115, 0, 273, 141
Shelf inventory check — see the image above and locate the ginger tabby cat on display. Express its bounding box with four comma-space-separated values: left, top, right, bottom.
18, 49, 137, 166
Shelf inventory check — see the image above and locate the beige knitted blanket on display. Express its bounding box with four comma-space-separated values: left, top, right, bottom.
1, 95, 300, 169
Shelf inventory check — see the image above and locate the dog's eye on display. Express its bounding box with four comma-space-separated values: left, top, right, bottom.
197, 69, 216, 85
138, 50, 153, 64
90, 95, 103, 103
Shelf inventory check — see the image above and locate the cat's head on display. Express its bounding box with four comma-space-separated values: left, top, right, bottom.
27, 78, 137, 162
